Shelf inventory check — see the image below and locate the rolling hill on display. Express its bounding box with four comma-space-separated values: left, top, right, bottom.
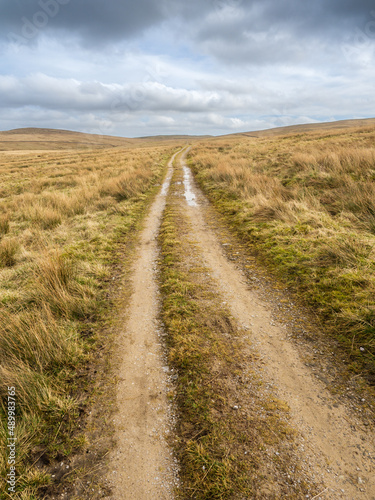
1, 118, 374, 152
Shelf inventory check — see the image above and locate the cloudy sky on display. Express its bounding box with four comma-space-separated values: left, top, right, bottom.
0, 0, 374, 137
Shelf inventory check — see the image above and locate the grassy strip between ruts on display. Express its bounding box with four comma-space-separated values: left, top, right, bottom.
158, 161, 320, 499
187, 130, 375, 387
0, 145, 178, 499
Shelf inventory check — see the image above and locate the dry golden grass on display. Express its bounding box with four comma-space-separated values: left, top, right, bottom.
189, 125, 375, 383
0, 238, 19, 267
0, 215, 10, 235
0, 143, 177, 497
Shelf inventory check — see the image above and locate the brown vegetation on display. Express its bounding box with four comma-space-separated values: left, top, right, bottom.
188, 125, 375, 383
0, 144, 176, 497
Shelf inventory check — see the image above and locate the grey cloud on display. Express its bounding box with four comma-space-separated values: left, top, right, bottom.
2, 0, 164, 45
322, 0, 375, 22
192, 0, 375, 66
2, 0, 374, 48
1, 0, 220, 47
242, 0, 375, 34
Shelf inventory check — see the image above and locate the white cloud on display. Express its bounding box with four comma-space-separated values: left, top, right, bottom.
0, 73, 252, 113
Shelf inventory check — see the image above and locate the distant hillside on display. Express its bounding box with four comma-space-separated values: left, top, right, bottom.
0, 128, 204, 152
0, 128, 138, 151
230, 117, 375, 139
138, 134, 212, 141
1, 119, 374, 151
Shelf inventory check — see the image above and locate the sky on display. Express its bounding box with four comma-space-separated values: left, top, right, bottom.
0, 0, 374, 137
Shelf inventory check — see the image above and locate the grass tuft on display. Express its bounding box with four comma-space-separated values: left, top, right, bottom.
0, 215, 10, 235
0, 306, 81, 372
0, 238, 19, 267
30, 251, 95, 319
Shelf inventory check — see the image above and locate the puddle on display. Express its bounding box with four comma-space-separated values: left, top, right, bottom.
161, 172, 172, 196
182, 165, 197, 206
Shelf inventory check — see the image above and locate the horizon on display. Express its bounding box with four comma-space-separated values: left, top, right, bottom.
2, 116, 375, 141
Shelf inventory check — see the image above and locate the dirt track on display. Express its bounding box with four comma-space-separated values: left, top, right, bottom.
106, 149, 374, 499
104, 150, 181, 500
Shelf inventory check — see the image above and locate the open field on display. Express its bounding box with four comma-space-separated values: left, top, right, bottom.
1, 120, 375, 499
188, 125, 375, 384
0, 143, 178, 497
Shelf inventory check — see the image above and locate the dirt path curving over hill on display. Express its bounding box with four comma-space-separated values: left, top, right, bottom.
104, 150, 183, 500
179, 149, 375, 499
